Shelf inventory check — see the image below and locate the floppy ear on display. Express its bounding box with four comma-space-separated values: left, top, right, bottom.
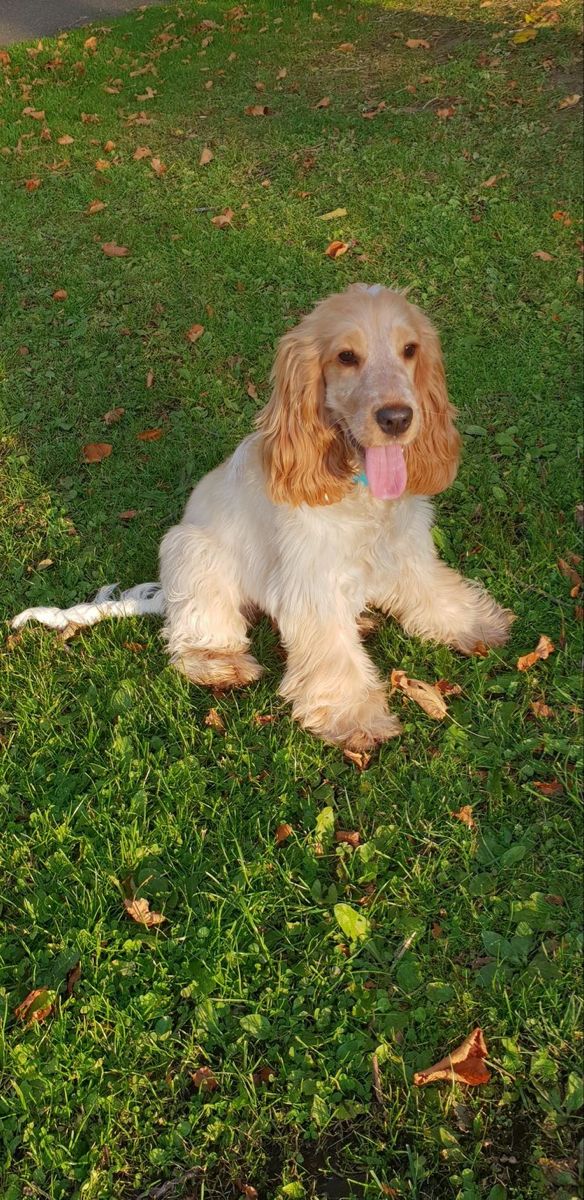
257, 325, 353, 506
405, 326, 460, 495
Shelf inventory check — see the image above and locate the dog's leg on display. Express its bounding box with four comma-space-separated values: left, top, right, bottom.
376, 554, 513, 655
278, 613, 401, 748
159, 525, 262, 688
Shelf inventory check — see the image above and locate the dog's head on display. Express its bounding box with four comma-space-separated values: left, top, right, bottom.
257, 284, 460, 506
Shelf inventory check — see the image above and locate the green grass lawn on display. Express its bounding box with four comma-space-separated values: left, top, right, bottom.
0, 1, 583, 1197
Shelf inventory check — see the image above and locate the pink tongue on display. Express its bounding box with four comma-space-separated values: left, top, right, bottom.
365, 444, 407, 499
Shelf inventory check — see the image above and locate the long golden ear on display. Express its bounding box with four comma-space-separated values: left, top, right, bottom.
405, 327, 460, 495
256, 326, 352, 506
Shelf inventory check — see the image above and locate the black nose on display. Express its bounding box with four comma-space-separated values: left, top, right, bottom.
375, 404, 413, 436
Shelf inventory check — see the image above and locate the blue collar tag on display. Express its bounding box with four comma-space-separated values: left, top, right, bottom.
353, 472, 368, 486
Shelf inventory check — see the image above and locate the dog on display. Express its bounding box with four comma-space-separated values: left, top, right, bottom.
13, 285, 512, 748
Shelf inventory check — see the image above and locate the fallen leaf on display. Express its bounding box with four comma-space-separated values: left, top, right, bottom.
239, 1187, 257, 1200
362, 101, 386, 118
532, 779, 564, 797
0, 50, 10, 67
22, 107, 45, 120
254, 81, 265, 92
413, 1027, 490, 1087
335, 830, 360, 847
82, 442, 112, 463
204, 707, 225, 731
314, 96, 330, 108
530, 700, 554, 718
123, 641, 146, 652
65, 963, 81, 997
253, 1064, 276, 1084
512, 28, 538, 43
325, 240, 349, 259
199, 145, 213, 165
14, 988, 53, 1024
337, 42, 355, 51
277, 67, 287, 79
137, 428, 163, 441
150, 156, 167, 177
95, 159, 110, 172
406, 38, 431, 49
533, 250, 554, 261
275, 822, 293, 845
104, 85, 121, 94
431, 922, 443, 939
452, 805, 476, 829
319, 207, 347, 220
435, 679, 462, 696
133, 145, 152, 159
390, 669, 448, 720
86, 198, 106, 215
558, 93, 581, 110
482, 174, 500, 187
343, 747, 371, 770
545, 894, 565, 906
25, 178, 41, 191
253, 712, 275, 726
103, 139, 116, 153
516, 634, 555, 670
246, 381, 258, 400
436, 106, 456, 119
211, 208, 234, 228
124, 897, 166, 927
136, 87, 157, 101
145, 369, 154, 388
57, 134, 75, 146
103, 406, 124, 424
47, 159, 70, 172
557, 557, 582, 593
101, 242, 129, 257
185, 323, 205, 343
52, 288, 67, 300
81, 112, 100, 124
245, 104, 270, 116
84, 35, 97, 52
118, 509, 138, 520
36, 558, 54, 571
191, 1065, 218, 1091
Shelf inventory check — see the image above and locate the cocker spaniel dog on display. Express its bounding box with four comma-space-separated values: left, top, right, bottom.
13, 284, 512, 748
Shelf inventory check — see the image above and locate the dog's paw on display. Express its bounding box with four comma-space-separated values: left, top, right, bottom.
453, 603, 515, 656
177, 648, 263, 689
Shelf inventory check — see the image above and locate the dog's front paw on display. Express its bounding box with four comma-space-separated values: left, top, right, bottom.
454, 601, 515, 656
304, 691, 402, 749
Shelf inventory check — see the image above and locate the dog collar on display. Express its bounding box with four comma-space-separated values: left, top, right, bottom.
353, 472, 368, 486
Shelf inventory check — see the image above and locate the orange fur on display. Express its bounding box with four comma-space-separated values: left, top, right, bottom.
405, 325, 460, 496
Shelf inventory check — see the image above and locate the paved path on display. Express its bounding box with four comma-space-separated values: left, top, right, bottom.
0, 0, 161, 44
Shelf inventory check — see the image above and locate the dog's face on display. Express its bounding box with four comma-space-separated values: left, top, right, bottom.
258, 284, 460, 506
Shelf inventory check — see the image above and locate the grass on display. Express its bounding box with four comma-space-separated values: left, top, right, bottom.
0, 0, 583, 1197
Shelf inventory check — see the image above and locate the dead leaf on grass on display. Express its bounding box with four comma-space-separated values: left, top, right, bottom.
512, 28, 538, 44
211, 208, 234, 228
136, 87, 157, 101
530, 700, 554, 719
325, 240, 349, 259
123, 641, 146, 651
319, 207, 347, 220
335, 830, 360, 847
435, 679, 462, 697
52, 288, 67, 300
199, 145, 213, 164
337, 42, 355, 52
314, 96, 330, 109
557, 557, 582, 595
362, 101, 386, 118
436, 106, 456, 119
413, 1027, 490, 1087
103, 406, 124, 424
253, 1064, 276, 1084
343, 747, 371, 770
532, 779, 564, 797
452, 805, 476, 829
390, 669, 448, 720
406, 38, 431, 49
277, 67, 287, 79
119, 509, 138, 520
65, 963, 81, 997
246, 381, 258, 400
95, 159, 110, 172
81, 112, 100, 124
185, 322, 205, 342
191, 1065, 218, 1091
101, 241, 129, 257
275, 822, 293, 845
558, 93, 581, 109
245, 104, 270, 116
150, 156, 167, 176
133, 144, 152, 159
86, 198, 106, 214
103, 139, 116, 153
22, 106, 45, 120
136, 428, 163, 441
82, 442, 112, 463
57, 133, 74, 145
84, 35, 98, 52
532, 250, 554, 260
124, 896, 166, 927
516, 634, 555, 671
14, 988, 53, 1023
204, 707, 225, 731
25, 178, 41, 191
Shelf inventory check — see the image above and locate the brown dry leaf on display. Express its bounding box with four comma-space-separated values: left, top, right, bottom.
211, 208, 234, 228
413, 1027, 490, 1087
254, 81, 265, 92
123, 641, 146, 652
103, 139, 116, 153
253, 1064, 276, 1084
516, 634, 555, 671
431, 922, 443, 939
137, 428, 163, 442
0, 49, 11, 67
133, 145, 152, 160
199, 145, 213, 165
81, 112, 100, 124
245, 104, 270, 116
275, 822, 293, 845
84, 35, 98, 52
145, 369, 154, 389
391, 668, 448, 720
57, 133, 74, 145
557, 557, 582, 593
335, 830, 361, 847
545, 894, 565, 907
119, 509, 138, 520
533, 250, 554, 261
25, 178, 41, 191
47, 159, 70, 172
530, 700, 554, 719
150, 156, 167, 177
86, 198, 106, 215
104, 85, 121, 94
101, 242, 129, 257
337, 42, 355, 51
22, 106, 45, 120
277, 67, 287, 79
436, 106, 456, 119
83, 442, 112, 463
185, 323, 205, 343
103, 406, 124, 424
14, 988, 53, 1024
533, 779, 563, 797
558, 93, 581, 109
435, 679, 462, 697
136, 87, 157, 101
246, 381, 258, 400
62, 962, 81, 999
239, 1187, 257, 1200
362, 101, 386, 118
325, 240, 349, 259
95, 159, 110, 172
205, 707, 225, 732
124, 896, 166, 927
452, 805, 476, 829
482, 174, 499, 187
192, 1065, 218, 1091
52, 288, 68, 301
314, 96, 330, 109
406, 38, 431, 49
343, 747, 371, 770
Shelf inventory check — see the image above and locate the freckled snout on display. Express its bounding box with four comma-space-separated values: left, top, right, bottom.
374, 404, 413, 437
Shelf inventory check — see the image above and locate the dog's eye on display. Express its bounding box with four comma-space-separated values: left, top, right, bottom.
338, 350, 359, 365
403, 342, 418, 360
